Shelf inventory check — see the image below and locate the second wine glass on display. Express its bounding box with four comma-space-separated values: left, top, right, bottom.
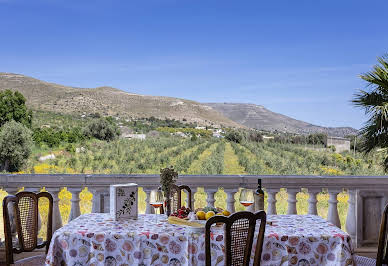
150, 188, 164, 222
239, 188, 254, 209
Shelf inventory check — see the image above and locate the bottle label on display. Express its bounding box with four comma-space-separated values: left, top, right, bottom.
255, 194, 265, 211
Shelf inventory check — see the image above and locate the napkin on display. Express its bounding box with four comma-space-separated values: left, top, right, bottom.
168, 216, 204, 228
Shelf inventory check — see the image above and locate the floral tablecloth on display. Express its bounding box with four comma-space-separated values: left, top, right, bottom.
45, 214, 354, 266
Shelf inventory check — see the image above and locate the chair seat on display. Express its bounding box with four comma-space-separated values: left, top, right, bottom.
354, 255, 377, 266
14, 254, 46, 266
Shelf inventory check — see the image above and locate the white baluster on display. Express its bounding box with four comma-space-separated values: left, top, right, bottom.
307, 189, 320, 215
224, 189, 237, 213
205, 188, 218, 208
90, 188, 104, 213
266, 189, 278, 215
346, 189, 357, 244
143, 188, 155, 214
328, 189, 341, 228
7, 188, 19, 238
190, 187, 197, 210
47, 188, 63, 233
287, 188, 299, 215
102, 190, 110, 213
68, 188, 82, 222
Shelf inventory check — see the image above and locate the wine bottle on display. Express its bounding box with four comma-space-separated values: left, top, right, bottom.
255, 179, 265, 211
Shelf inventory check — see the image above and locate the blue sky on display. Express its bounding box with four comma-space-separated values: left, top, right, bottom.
1, 0, 387, 129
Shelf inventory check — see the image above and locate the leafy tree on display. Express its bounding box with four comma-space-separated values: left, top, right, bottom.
248, 131, 263, 142
307, 133, 326, 145
225, 130, 243, 143
353, 55, 388, 170
83, 117, 120, 141
0, 89, 32, 128
0, 121, 33, 172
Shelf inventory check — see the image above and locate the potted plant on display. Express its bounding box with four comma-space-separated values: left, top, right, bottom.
160, 166, 178, 216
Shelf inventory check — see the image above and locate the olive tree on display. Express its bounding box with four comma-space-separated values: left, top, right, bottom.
83, 117, 120, 141
0, 89, 32, 128
0, 121, 33, 172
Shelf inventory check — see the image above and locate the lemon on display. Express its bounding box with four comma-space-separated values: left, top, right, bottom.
216, 212, 223, 216
196, 211, 206, 220
205, 211, 215, 220
222, 210, 231, 216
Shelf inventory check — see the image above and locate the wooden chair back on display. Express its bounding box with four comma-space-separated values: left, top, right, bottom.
205, 211, 266, 266
377, 203, 388, 266
3, 191, 53, 265
171, 184, 192, 211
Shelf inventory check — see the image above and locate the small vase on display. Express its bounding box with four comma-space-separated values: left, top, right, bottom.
165, 193, 172, 216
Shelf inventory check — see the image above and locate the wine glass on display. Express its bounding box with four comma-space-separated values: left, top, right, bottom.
239, 188, 254, 209
150, 189, 164, 222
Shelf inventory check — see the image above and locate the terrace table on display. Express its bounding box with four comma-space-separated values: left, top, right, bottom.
45, 213, 354, 266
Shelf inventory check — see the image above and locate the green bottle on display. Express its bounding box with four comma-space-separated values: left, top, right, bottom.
255, 179, 265, 211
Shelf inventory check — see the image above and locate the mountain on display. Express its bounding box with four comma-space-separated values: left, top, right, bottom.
0, 73, 358, 136
205, 103, 358, 137
0, 73, 242, 128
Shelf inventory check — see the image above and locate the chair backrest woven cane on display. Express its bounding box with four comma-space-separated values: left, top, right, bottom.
171, 184, 192, 212
205, 211, 266, 266
3, 191, 53, 265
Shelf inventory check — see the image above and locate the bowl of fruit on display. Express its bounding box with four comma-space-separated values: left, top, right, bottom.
195, 206, 231, 221
169, 206, 191, 220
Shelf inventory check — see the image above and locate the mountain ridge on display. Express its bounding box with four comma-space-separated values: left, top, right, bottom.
205, 102, 358, 137
0, 72, 242, 128
0, 73, 357, 136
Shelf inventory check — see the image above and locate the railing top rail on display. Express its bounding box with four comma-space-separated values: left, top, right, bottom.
0, 174, 387, 190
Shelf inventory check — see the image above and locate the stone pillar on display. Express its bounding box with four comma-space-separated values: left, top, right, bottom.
90, 187, 108, 213
287, 188, 299, 215
346, 189, 357, 244
205, 188, 218, 208
224, 189, 238, 213
307, 189, 320, 215
328, 189, 341, 228
143, 188, 155, 214
47, 188, 63, 233
6, 188, 19, 238
68, 188, 82, 222
266, 189, 278, 215
191, 187, 197, 210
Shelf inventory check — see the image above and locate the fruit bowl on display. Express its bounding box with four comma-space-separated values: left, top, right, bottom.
194, 207, 231, 221
169, 206, 191, 219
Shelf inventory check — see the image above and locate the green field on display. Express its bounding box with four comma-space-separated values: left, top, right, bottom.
2, 112, 386, 236
22, 137, 384, 176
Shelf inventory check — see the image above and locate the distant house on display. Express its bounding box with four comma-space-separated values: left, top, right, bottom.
262, 135, 274, 141
174, 131, 188, 138
123, 133, 146, 140
195, 126, 206, 130
324, 136, 350, 153
213, 132, 223, 138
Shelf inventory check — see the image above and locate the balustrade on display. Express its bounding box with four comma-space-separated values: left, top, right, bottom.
1, 174, 388, 248
307, 188, 320, 215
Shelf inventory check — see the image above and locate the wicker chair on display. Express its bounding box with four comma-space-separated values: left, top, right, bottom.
355, 203, 388, 266
171, 184, 192, 212
205, 211, 266, 266
3, 191, 53, 266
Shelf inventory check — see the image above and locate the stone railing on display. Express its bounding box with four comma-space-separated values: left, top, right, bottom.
1, 174, 388, 248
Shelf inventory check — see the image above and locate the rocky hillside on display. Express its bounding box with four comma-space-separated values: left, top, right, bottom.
0, 73, 242, 128
205, 103, 358, 137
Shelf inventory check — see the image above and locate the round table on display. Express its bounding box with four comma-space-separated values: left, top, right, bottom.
45, 213, 354, 266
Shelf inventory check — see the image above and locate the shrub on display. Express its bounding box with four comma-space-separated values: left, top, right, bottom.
0, 121, 33, 172
0, 89, 32, 128
248, 131, 263, 142
225, 130, 243, 143
33, 127, 84, 147
83, 118, 120, 141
